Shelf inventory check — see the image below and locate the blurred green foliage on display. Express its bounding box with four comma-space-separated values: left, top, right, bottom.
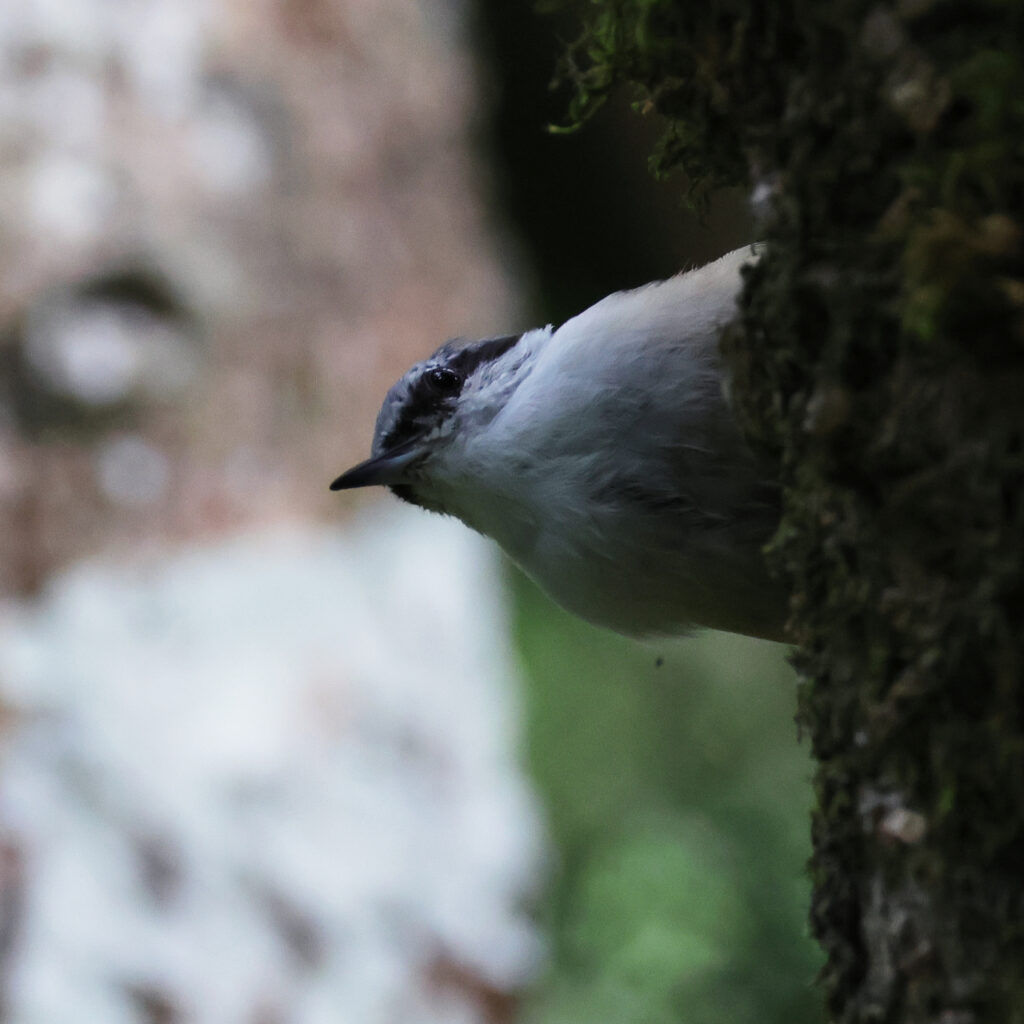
508, 567, 823, 1024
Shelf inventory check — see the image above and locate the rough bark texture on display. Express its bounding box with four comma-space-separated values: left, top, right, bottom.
557, 2, 1024, 1022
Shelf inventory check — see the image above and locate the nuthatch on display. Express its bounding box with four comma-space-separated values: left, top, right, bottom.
332, 246, 784, 641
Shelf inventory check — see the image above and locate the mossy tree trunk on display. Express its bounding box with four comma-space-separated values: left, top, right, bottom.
558, 2, 1024, 1022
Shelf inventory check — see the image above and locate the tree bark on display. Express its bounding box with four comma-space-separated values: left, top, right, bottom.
558, 2, 1024, 1021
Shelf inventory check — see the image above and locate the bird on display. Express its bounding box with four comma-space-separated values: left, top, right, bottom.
331, 246, 786, 641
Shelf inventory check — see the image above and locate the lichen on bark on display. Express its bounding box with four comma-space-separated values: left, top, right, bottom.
553, 1, 1024, 1022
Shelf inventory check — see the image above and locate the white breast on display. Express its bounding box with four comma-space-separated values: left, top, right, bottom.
432, 246, 783, 639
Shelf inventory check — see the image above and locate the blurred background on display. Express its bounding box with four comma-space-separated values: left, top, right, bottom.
0, 1, 821, 1022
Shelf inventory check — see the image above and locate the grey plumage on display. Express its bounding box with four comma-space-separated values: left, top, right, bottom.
332, 246, 785, 641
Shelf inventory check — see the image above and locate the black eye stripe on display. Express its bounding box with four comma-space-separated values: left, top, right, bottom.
447, 334, 521, 376
379, 370, 460, 451
375, 333, 523, 453
382, 392, 442, 450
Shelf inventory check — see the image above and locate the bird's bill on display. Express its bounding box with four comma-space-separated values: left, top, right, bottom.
329, 443, 421, 491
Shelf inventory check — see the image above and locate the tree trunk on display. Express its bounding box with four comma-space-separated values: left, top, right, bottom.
558, 2, 1024, 1021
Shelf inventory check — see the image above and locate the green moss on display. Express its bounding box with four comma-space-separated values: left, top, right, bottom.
548, 0, 1024, 1021
552, 0, 793, 208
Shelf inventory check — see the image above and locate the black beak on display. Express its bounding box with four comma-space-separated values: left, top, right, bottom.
329, 441, 421, 491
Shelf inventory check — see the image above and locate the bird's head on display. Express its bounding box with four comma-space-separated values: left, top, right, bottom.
330, 332, 528, 513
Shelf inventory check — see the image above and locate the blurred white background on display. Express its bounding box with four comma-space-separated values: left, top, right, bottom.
0, 1, 546, 1021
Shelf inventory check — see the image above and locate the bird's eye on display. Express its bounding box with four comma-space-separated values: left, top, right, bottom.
426, 367, 463, 394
